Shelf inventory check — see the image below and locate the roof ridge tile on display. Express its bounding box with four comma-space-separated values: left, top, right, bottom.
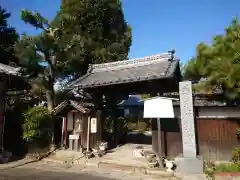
91, 52, 176, 72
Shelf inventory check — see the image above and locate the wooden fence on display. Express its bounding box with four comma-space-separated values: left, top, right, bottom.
161, 118, 240, 161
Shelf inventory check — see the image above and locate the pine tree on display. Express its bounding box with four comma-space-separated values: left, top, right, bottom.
0, 6, 18, 65
52, 0, 132, 76
183, 18, 240, 100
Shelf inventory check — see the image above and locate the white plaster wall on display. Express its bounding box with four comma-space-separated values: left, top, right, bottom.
174, 107, 240, 118
198, 106, 240, 118
174, 106, 240, 118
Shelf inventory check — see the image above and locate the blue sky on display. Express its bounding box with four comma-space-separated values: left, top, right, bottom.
2, 0, 240, 63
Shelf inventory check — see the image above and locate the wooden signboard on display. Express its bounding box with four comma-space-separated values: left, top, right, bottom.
91, 117, 97, 133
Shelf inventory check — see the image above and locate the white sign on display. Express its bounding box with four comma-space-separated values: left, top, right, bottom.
91, 117, 97, 133
143, 97, 175, 118
69, 134, 79, 140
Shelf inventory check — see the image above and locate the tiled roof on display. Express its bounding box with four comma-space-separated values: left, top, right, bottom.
162, 92, 229, 107
51, 100, 93, 115
118, 93, 231, 107
172, 98, 227, 107
68, 52, 180, 89
0, 63, 22, 76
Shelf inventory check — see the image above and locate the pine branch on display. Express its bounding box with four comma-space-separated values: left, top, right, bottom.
21, 10, 49, 30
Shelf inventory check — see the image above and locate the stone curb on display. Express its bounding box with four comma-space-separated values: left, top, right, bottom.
97, 162, 174, 177
0, 159, 39, 171
40, 157, 174, 178
43, 158, 66, 164
174, 173, 207, 180
0, 149, 57, 171
43, 155, 85, 165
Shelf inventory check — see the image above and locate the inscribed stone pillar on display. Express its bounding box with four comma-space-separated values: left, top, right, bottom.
175, 81, 203, 174
179, 81, 197, 157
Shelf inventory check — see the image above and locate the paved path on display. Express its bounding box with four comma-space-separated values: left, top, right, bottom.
0, 168, 115, 180
0, 161, 179, 180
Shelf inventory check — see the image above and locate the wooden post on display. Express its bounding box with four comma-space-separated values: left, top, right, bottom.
87, 116, 91, 152
157, 118, 162, 160
151, 119, 158, 155
105, 94, 118, 145
61, 117, 68, 148
96, 110, 102, 142
0, 78, 6, 153
92, 92, 104, 145
61, 117, 64, 147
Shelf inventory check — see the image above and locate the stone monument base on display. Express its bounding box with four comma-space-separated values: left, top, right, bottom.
174, 155, 204, 174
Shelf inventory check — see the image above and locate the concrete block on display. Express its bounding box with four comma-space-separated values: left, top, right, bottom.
134, 167, 147, 174
174, 155, 204, 174
146, 169, 174, 177
86, 161, 100, 168
175, 173, 207, 180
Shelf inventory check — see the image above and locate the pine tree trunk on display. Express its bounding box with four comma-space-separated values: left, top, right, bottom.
46, 88, 56, 150
46, 89, 54, 112
45, 64, 55, 150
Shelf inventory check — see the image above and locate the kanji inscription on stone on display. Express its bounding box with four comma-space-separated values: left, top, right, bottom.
179, 81, 197, 158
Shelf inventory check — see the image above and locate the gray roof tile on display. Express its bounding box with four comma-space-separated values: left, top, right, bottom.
51, 100, 93, 115
70, 52, 180, 88
0, 63, 22, 76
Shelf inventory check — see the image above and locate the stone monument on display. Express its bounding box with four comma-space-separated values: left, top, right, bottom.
175, 81, 203, 174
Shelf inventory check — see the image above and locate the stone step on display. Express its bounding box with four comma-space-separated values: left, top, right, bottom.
96, 161, 174, 178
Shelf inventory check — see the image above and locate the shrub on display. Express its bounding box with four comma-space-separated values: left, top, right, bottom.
232, 148, 240, 165
216, 163, 240, 172
204, 159, 216, 180
236, 128, 240, 140
116, 117, 128, 132
22, 106, 51, 146
127, 121, 148, 131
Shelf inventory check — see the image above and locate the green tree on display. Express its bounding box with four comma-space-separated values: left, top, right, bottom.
141, 94, 151, 100
17, 1, 132, 146
14, 10, 64, 148
17, 10, 62, 112
52, 0, 132, 76
0, 6, 19, 65
183, 18, 240, 99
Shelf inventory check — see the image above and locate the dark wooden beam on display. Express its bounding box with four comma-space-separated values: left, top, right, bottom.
92, 91, 104, 142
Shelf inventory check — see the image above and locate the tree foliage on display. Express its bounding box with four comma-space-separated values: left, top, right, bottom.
52, 0, 132, 76
16, 10, 64, 111
0, 6, 19, 65
17, 0, 132, 110
22, 106, 51, 143
183, 18, 240, 100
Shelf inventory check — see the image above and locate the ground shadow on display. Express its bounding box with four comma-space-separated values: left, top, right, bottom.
122, 132, 152, 145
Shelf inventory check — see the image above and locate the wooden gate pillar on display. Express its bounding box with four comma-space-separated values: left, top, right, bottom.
149, 92, 165, 161
0, 76, 6, 153
92, 92, 104, 143
105, 94, 118, 146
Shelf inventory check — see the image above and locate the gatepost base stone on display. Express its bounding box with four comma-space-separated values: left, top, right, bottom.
174, 154, 204, 174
